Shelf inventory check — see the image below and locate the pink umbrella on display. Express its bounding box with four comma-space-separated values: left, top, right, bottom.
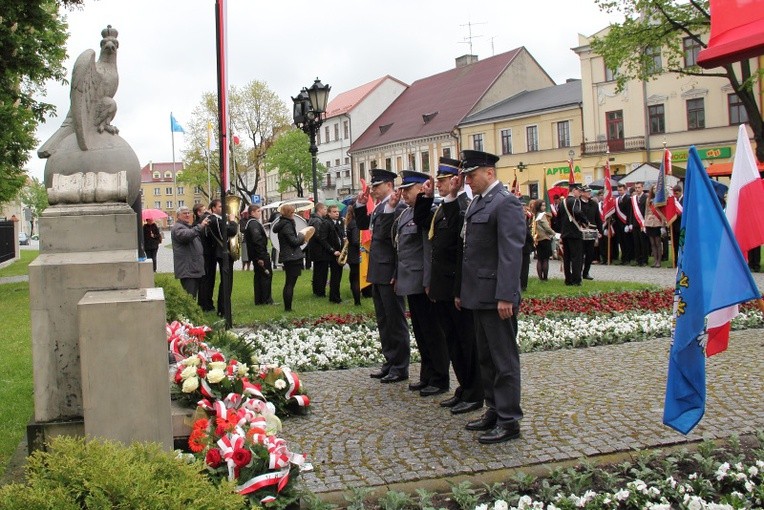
141, 208, 168, 221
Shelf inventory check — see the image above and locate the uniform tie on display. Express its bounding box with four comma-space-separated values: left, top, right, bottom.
428, 204, 442, 241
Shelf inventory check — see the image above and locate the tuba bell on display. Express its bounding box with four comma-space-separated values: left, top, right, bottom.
225, 194, 243, 261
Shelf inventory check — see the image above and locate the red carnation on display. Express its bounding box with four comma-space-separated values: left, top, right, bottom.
174, 367, 183, 384
205, 448, 223, 468
211, 353, 225, 362
232, 447, 252, 468
197, 367, 207, 378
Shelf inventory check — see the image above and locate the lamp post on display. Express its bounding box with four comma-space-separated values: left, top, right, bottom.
292, 78, 331, 204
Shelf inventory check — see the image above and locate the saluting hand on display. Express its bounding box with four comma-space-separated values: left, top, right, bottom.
450, 174, 463, 198
356, 188, 370, 205
388, 188, 402, 208
422, 178, 435, 198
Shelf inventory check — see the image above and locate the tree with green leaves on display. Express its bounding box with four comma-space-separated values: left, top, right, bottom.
179, 82, 290, 203
264, 129, 325, 198
591, 0, 764, 162
17, 177, 49, 235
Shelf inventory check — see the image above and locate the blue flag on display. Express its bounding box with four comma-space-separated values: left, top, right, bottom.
654, 147, 670, 207
170, 113, 185, 133
663, 146, 760, 435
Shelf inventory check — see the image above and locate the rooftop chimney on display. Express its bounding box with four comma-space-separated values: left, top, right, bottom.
455, 54, 479, 68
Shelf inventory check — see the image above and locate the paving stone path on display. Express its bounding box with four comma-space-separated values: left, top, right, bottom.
282, 330, 764, 494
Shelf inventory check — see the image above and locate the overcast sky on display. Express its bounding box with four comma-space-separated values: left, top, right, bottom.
28, 0, 622, 180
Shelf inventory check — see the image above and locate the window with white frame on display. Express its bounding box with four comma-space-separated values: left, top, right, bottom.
526, 125, 539, 152
500, 129, 512, 155
557, 121, 570, 148
472, 133, 484, 151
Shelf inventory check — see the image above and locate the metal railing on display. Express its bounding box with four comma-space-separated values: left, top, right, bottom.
582, 136, 646, 155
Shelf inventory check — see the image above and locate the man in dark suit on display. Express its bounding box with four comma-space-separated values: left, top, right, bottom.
326, 204, 344, 303
630, 181, 649, 266
355, 169, 410, 383
580, 186, 602, 280
614, 183, 633, 265
308, 203, 331, 296
670, 184, 683, 263
559, 184, 586, 286
208, 198, 239, 317
415, 158, 483, 414
244, 204, 273, 305
393, 170, 448, 397
198, 203, 217, 312
455, 150, 525, 444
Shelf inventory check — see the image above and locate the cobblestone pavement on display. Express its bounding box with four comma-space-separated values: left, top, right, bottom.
283, 330, 764, 494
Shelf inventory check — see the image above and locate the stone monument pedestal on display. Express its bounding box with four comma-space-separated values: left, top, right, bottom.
28, 203, 170, 450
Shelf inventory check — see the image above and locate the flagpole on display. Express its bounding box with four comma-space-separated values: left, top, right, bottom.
171, 112, 177, 213
670, 226, 676, 269
607, 217, 612, 265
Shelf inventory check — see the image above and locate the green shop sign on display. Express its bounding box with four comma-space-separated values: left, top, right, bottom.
671, 147, 731, 162
547, 165, 581, 176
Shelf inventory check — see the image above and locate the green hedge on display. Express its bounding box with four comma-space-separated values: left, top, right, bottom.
155, 274, 204, 324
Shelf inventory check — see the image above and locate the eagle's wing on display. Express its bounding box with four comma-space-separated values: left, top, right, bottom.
71, 49, 102, 151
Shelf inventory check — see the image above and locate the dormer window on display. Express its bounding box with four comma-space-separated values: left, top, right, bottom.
379, 123, 393, 135
422, 111, 438, 124
152, 171, 160, 179
164, 171, 172, 178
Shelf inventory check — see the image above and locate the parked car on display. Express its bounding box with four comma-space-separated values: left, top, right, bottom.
18, 232, 29, 245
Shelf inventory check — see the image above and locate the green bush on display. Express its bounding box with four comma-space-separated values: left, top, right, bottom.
0, 436, 244, 510
155, 274, 204, 324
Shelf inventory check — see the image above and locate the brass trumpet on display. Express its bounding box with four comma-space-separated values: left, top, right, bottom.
224, 194, 243, 261
336, 238, 350, 265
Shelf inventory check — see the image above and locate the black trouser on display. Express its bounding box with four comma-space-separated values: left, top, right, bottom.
435, 301, 483, 403
473, 309, 522, 426
328, 259, 343, 302
198, 252, 217, 311
582, 239, 596, 277
749, 246, 761, 272
372, 283, 410, 377
562, 237, 583, 285
282, 261, 302, 311
520, 250, 531, 290
348, 263, 361, 305
616, 221, 633, 263
180, 277, 200, 299
312, 260, 329, 296
633, 228, 649, 265
216, 256, 234, 316
407, 293, 448, 389
253, 257, 273, 305
145, 248, 158, 272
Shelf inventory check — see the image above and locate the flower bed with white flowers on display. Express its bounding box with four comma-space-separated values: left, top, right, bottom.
243, 308, 764, 372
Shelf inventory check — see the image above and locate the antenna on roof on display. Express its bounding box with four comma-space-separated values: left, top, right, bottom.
458, 20, 485, 55
488, 36, 497, 56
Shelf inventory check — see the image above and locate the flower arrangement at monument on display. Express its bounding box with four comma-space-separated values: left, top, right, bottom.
167, 320, 311, 417
188, 394, 303, 508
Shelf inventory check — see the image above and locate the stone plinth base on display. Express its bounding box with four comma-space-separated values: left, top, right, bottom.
78, 288, 172, 449
29, 249, 145, 421
39, 203, 137, 254
27, 419, 84, 453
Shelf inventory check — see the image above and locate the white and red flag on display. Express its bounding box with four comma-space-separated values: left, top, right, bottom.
568, 158, 575, 185
705, 124, 764, 356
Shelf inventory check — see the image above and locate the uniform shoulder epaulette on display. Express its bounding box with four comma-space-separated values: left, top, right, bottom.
498, 189, 510, 197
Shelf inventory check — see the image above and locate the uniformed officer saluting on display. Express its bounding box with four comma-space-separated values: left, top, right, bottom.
455, 149, 526, 444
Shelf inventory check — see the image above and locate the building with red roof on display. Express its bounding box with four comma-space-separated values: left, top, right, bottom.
348, 49, 555, 183
139, 162, 204, 227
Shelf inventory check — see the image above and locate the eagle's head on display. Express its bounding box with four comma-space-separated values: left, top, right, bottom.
99, 25, 119, 55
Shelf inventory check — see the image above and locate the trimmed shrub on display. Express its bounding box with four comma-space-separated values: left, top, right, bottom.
0, 436, 244, 510
155, 274, 204, 324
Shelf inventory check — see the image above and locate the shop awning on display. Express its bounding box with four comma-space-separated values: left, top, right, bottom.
697, 0, 764, 68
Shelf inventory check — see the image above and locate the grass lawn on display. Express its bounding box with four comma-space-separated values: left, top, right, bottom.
0, 252, 656, 477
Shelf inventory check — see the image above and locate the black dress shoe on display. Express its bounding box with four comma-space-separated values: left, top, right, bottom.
408, 380, 428, 391
439, 395, 461, 408
465, 412, 497, 431
478, 422, 520, 444
582, 274, 594, 280
419, 386, 447, 397
451, 401, 483, 415
380, 373, 408, 384
369, 369, 389, 379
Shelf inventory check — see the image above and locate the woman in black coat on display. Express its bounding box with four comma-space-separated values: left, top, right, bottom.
271, 204, 306, 312
344, 206, 362, 306
142, 218, 162, 272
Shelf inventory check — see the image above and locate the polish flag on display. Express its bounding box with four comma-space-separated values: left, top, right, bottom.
568, 158, 575, 185
705, 125, 764, 356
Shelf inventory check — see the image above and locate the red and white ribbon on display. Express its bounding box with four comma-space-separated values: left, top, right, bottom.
282, 368, 310, 407
631, 195, 645, 232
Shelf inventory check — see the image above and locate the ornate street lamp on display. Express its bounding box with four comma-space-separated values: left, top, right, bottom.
292, 78, 331, 204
